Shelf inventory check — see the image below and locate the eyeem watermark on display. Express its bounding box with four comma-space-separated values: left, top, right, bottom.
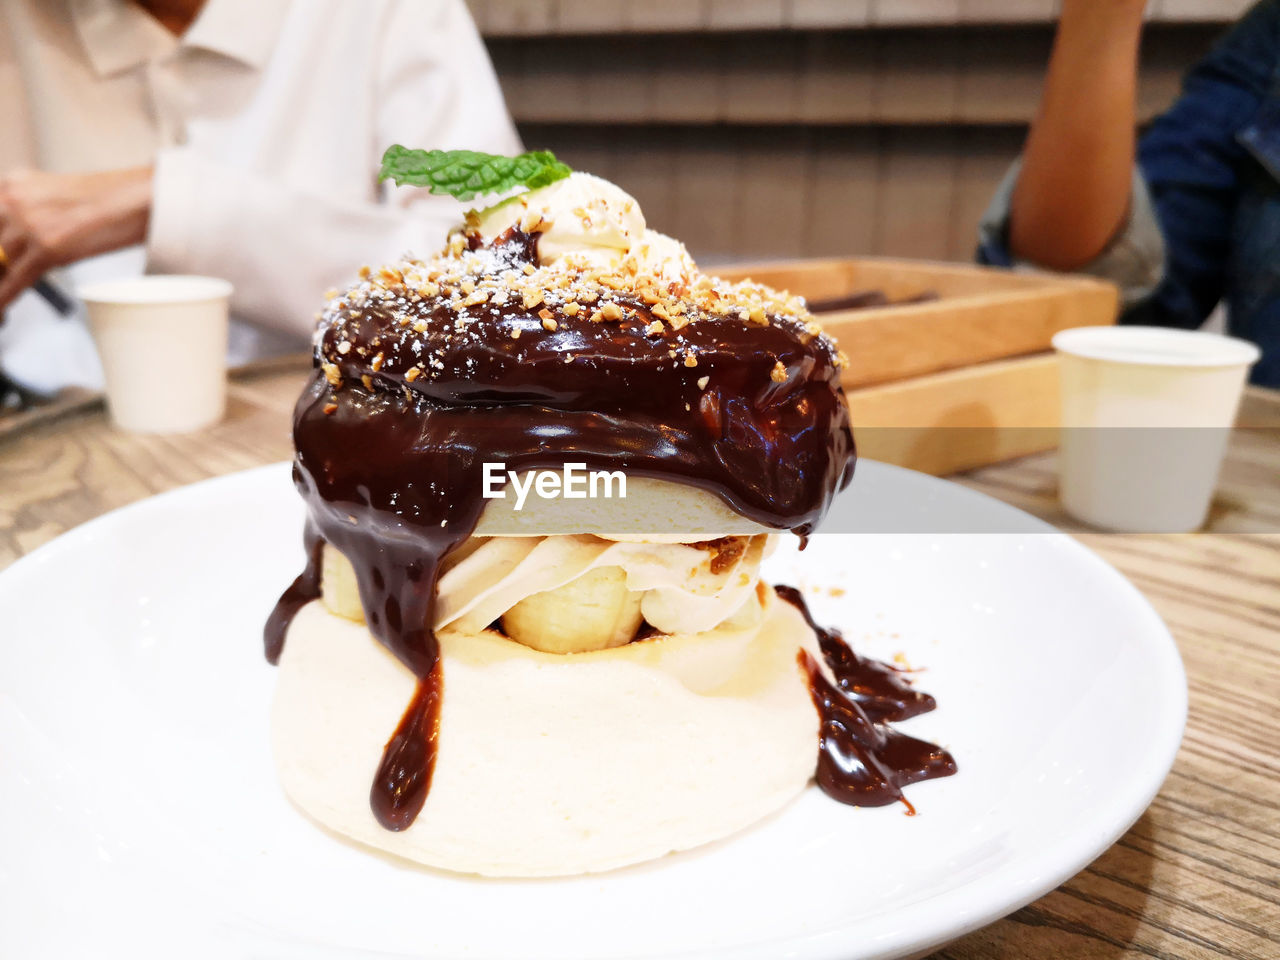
483, 462, 627, 511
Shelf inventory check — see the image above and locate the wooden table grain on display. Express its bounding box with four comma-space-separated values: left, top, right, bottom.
2, 361, 1277, 960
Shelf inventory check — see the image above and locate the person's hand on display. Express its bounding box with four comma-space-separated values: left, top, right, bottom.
0, 166, 153, 314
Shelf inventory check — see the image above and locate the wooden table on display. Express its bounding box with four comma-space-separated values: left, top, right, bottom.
2, 362, 1277, 959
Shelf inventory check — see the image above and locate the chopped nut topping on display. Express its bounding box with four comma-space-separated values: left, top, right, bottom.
316, 219, 849, 395
700, 536, 749, 575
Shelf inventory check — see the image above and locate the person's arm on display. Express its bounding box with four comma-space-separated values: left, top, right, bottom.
989, 0, 1279, 331
1008, 0, 1148, 271
1128, 1, 1280, 328
146, 0, 521, 334
0, 167, 152, 313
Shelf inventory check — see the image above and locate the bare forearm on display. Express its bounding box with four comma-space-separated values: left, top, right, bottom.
1010, 0, 1147, 271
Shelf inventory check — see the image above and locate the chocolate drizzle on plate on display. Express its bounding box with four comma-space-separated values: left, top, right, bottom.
266, 227, 870, 829
776, 585, 957, 810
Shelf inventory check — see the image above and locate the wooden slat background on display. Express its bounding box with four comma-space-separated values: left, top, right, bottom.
471, 11, 1239, 265
467, 0, 1254, 33
490, 29, 1205, 126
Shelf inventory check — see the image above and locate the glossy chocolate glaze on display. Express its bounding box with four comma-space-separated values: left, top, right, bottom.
776, 585, 957, 810
263, 515, 322, 666
267, 228, 859, 830
370, 659, 443, 830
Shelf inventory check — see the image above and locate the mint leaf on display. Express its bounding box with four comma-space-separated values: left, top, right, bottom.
379, 146, 572, 201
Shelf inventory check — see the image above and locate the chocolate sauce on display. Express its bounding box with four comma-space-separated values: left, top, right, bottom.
267, 229, 859, 830
776, 585, 956, 809
370, 661, 443, 830
263, 515, 322, 666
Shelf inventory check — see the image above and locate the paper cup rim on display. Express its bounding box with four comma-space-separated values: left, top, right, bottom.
77, 275, 234, 306
1052, 325, 1261, 369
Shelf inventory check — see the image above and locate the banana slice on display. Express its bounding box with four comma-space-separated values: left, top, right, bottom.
321, 544, 365, 623
321, 543, 645, 653
501, 566, 644, 654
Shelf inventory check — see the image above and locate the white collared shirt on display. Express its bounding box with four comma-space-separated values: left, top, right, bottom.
0, 0, 520, 387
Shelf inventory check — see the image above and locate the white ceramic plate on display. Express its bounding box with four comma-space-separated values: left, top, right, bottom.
0, 462, 1185, 960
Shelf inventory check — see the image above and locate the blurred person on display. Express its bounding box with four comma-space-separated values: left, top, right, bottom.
979, 0, 1280, 387
0, 0, 519, 393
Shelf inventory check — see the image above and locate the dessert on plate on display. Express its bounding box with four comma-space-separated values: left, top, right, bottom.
264, 148, 956, 877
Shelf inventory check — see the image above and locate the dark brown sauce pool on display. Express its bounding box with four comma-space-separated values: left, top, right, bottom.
776, 585, 956, 810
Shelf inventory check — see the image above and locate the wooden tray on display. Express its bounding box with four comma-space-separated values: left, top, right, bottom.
716, 257, 1118, 390
714, 257, 1118, 475
846, 354, 1060, 475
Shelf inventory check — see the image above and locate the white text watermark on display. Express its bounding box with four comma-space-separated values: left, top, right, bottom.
482, 462, 627, 511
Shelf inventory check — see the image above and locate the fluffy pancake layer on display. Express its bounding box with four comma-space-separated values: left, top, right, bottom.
272, 587, 824, 877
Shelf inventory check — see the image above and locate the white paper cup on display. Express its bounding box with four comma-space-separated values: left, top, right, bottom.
1052, 326, 1260, 533
80, 275, 232, 434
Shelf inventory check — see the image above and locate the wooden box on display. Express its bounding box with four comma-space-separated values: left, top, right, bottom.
716, 258, 1120, 475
